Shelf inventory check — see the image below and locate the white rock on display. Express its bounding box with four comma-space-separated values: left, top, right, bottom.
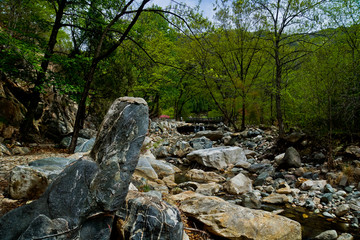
224, 173, 253, 195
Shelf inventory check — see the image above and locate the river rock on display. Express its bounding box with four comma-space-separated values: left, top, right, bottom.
135, 156, 158, 180
277, 147, 301, 169
9, 165, 48, 200
0, 97, 149, 240
187, 146, 247, 170
115, 190, 183, 240
345, 145, 360, 157
301, 180, 327, 191
241, 191, 262, 209
314, 230, 338, 240
189, 136, 212, 150
335, 204, 350, 217
174, 192, 301, 240
75, 137, 95, 153
196, 182, 222, 196
0, 143, 11, 156
78, 128, 97, 139
224, 172, 253, 195
185, 169, 225, 183
262, 193, 291, 204
147, 157, 178, 178
194, 130, 224, 141
60, 136, 88, 149
337, 233, 354, 240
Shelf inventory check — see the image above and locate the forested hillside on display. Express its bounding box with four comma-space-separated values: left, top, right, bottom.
1, 0, 359, 147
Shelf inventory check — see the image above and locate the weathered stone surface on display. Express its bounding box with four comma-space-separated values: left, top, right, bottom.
9, 165, 48, 200
75, 137, 95, 153
147, 157, 177, 178
194, 130, 224, 141
335, 204, 350, 217
90, 97, 149, 211
135, 156, 158, 180
18, 214, 69, 240
174, 192, 301, 240
301, 180, 327, 191
314, 230, 338, 240
345, 145, 360, 158
189, 136, 213, 150
187, 146, 247, 170
0, 143, 11, 156
28, 157, 77, 181
277, 147, 301, 169
185, 169, 226, 183
262, 193, 291, 204
115, 190, 183, 240
60, 136, 88, 149
196, 182, 222, 196
0, 97, 149, 240
224, 173, 253, 195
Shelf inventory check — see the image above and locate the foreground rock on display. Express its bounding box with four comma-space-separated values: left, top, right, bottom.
172, 191, 302, 240
0, 97, 149, 240
9, 157, 77, 199
187, 146, 247, 170
115, 190, 183, 239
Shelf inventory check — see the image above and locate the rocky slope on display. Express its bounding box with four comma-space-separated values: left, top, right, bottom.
1, 105, 360, 239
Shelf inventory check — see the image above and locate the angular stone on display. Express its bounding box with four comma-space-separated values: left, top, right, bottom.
335, 204, 350, 217
0, 97, 149, 240
185, 169, 225, 183
189, 136, 212, 150
277, 147, 301, 169
314, 230, 338, 240
187, 146, 247, 170
0, 143, 11, 156
135, 156, 158, 180
196, 182, 222, 196
194, 130, 224, 141
262, 193, 290, 204
224, 173, 252, 195
147, 157, 176, 178
115, 191, 183, 240
9, 165, 48, 200
75, 137, 95, 153
175, 192, 301, 240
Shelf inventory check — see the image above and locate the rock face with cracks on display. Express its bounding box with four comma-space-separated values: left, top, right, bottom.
174, 191, 302, 240
0, 97, 149, 240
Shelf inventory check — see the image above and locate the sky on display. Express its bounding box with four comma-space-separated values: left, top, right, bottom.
150, 0, 217, 20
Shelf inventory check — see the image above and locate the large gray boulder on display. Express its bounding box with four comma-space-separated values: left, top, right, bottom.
115, 190, 183, 240
187, 146, 247, 170
194, 130, 224, 141
189, 136, 213, 150
0, 97, 149, 240
172, 191, 302, 240
277, 147, 302, 169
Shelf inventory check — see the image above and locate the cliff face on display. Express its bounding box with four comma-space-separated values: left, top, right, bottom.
0, 75, 92, 144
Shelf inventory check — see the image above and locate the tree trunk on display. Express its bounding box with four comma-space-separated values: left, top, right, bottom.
274, 40, 284, 137
20, 0, 67, 141
69, 63, 97, 153
241, 100, 246, 130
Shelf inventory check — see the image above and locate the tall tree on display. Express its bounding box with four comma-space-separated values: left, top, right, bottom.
69, 0, 150, 153
252, 0, 326, 137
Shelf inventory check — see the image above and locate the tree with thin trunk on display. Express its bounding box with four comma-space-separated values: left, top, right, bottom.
252, 0, 326, 137
69, 0, 150, 153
